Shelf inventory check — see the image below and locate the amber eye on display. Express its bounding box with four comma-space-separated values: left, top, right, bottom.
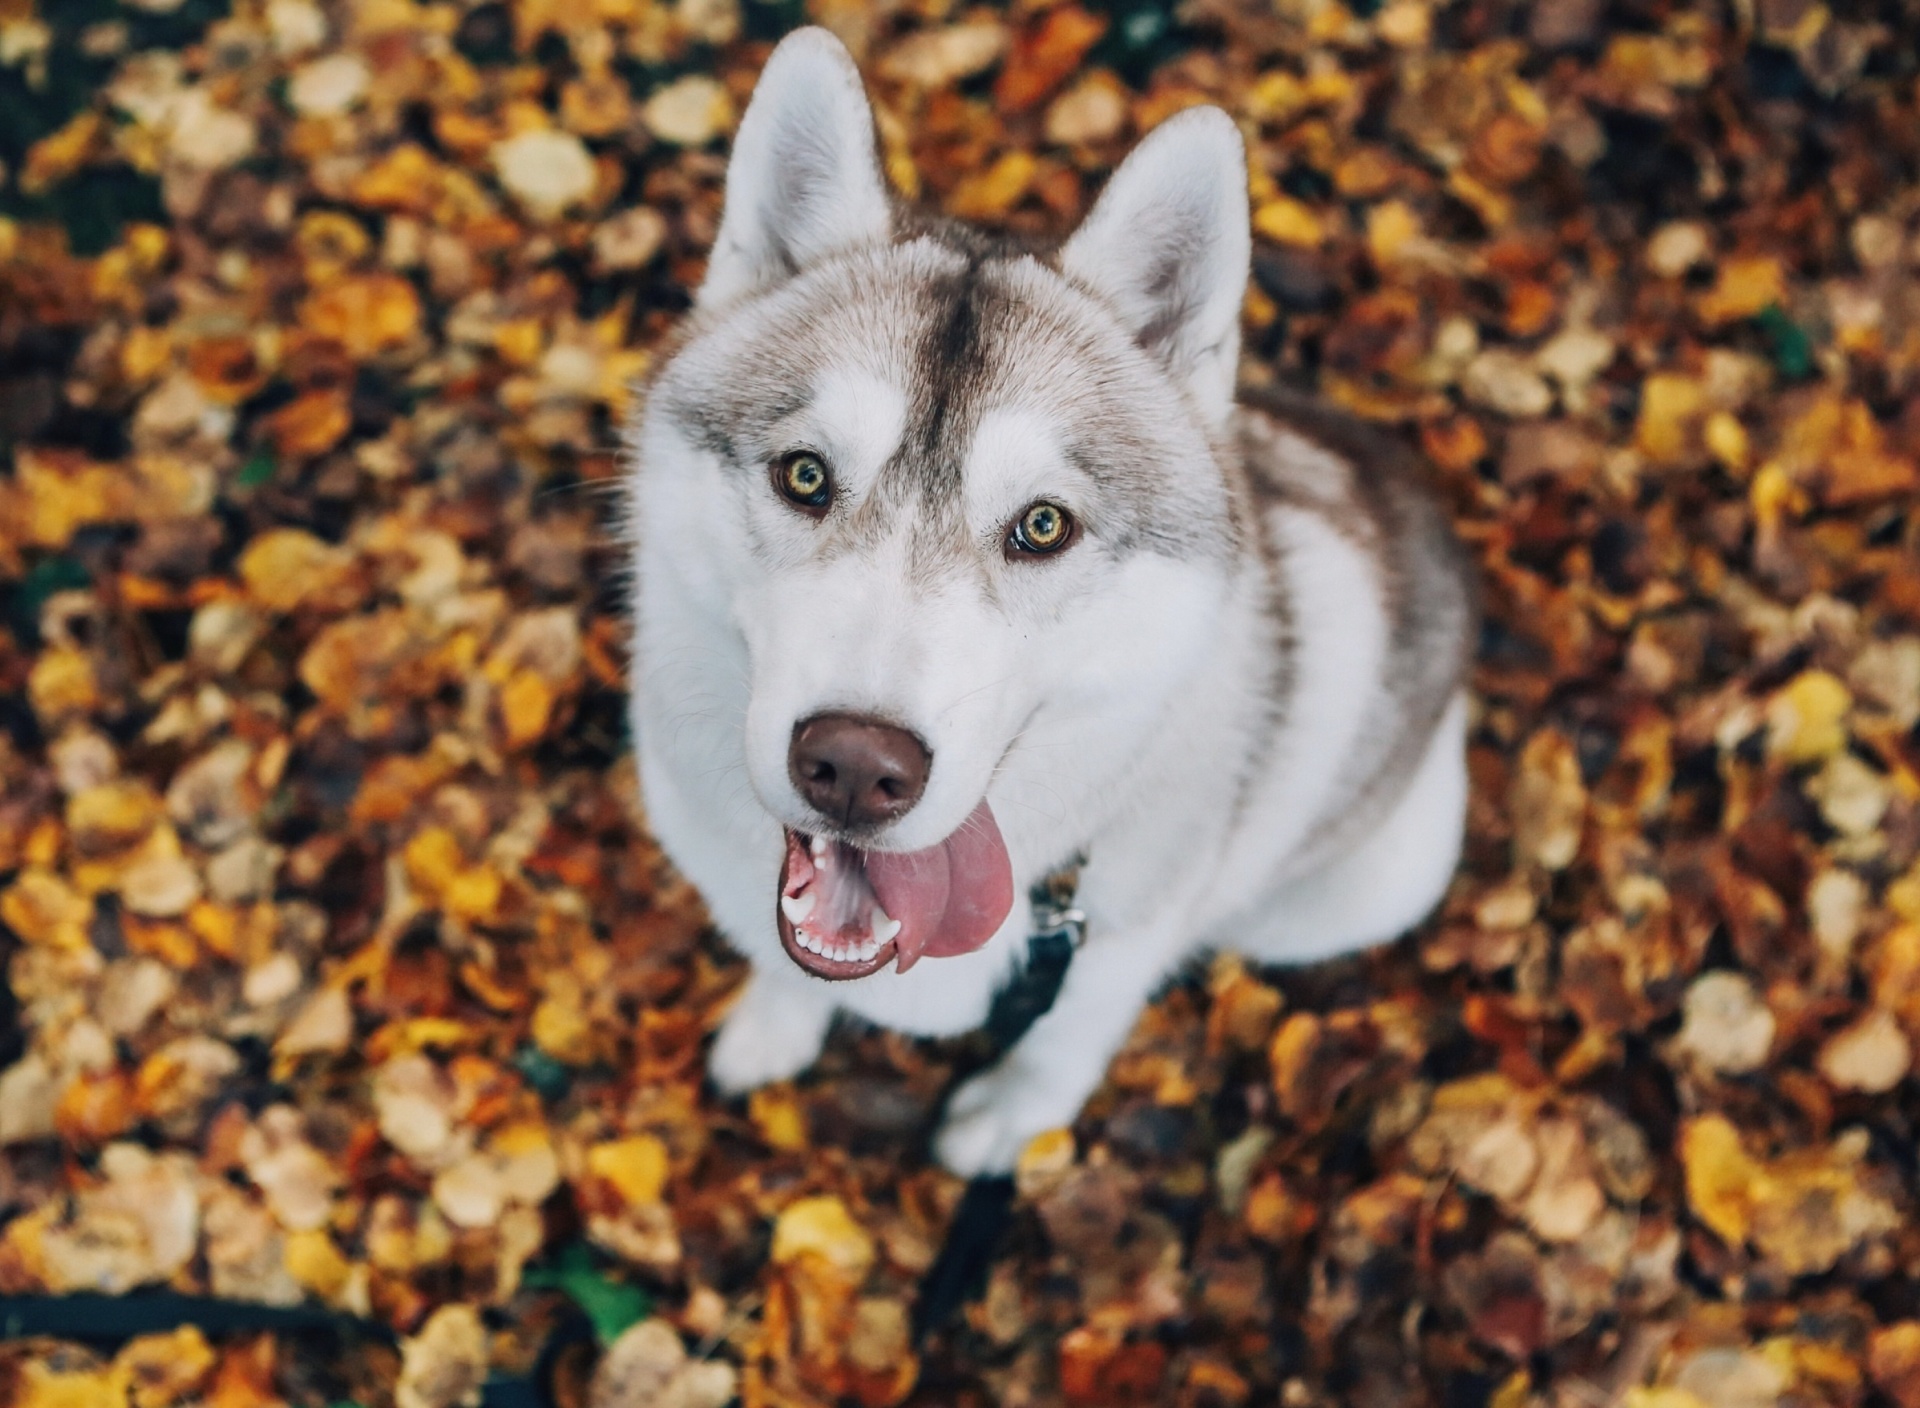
1008, 500, 1074, 556
773, 451, 832, 513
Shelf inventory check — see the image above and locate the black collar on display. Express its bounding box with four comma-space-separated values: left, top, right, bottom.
981, 860, 1086, 1052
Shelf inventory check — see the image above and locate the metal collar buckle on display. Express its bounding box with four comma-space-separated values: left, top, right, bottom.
1028, 853, 1088, 949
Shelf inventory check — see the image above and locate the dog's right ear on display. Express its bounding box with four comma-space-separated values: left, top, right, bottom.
698, 28, 892, 310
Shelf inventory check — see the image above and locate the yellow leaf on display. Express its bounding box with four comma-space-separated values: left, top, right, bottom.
1766, 670, 1852, 763
28, 646, 99, 721
379, 1018, 479, 1056
0, 870, 95, 951
1246, 71, 1308, 124
284, 1227, 353, 1299
1681, 1113, 1761, 1246
492, 318, 546, 368
15, 450, 130, 549
1697, 253, 1781, 324
238, 528, 356, 613
186, 900, 242, 960
1696, 255, 1786, 326
771, 1194, 876, 1279
68, 780, 164, 855
349, 143, 442, 212
1887, 868, 1920, 924
1253, 197, 1323, 247
1704, 410, 1749, 472
748, 1085, 809, 1152
1634, 373, 1706, 466
1750, 462, 1808, 534
21, 112, 102, 196
443, 866, 503, 923
1622, 1392, 1710, 1408
588, 1135, 669, 1208
295, 210, 373, 281
404, 827, 502, 922
1488, 1371, 1531, 1408
113, 1324, 216, 1408
17, 1362, 122, 1408
1014, 1126, 1076, 1197
531, 985, 595, 1064
120, 326, 175, 384
404, 827, 466, 897
1366, 200, 1418, 265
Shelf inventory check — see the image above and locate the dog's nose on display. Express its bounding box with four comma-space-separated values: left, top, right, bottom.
789, 713, 931, 828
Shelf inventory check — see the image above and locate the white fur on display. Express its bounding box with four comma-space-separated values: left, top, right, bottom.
627, 29, 1471, 1174
699, 28, 892, 309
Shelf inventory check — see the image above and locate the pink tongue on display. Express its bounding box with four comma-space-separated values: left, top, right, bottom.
867, 800, 1013, 972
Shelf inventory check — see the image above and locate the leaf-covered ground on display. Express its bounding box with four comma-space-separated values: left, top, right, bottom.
3, 1, 1920, 1405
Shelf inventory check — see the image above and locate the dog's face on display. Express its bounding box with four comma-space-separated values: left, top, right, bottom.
631, 29, 1250, 980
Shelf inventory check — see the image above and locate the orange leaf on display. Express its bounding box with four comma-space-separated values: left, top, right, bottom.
268, 389, 352, 459
995, 7, 1108, 114
499, 669, 555, 748
299, 273, 423, 359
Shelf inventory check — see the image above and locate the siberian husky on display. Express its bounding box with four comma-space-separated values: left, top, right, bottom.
624, 28, 1475, 1174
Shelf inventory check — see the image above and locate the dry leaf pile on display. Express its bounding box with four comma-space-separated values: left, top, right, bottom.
2, 0, 1919, 1405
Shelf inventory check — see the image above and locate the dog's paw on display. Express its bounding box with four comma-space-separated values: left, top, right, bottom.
707, 979, 832, 1096
934, 1062, 1056, 1176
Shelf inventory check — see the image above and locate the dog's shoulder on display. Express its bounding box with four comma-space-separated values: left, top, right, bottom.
1235, 383, 1418, 517
1234, 381, 1477, 695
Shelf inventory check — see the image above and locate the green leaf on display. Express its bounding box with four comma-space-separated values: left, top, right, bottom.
523, 1242, 650, 1346
236, 451, 277, 488
11, 556, 92, 642
1756, 304, 1813, 380
20, 555, 92, 606
512, 1043, 571, 1101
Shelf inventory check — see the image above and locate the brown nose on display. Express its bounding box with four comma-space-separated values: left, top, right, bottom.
788, 713, 931, 828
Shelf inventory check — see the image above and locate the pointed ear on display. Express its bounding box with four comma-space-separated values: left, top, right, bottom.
1061, 107, 1250, 427
699, 28, 892, 309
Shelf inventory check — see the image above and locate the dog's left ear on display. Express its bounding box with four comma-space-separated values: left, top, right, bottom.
1062, 107, 1250, 430
699, 27, 892, 310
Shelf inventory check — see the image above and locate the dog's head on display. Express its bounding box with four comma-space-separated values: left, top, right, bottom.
633, 28, 1250, 981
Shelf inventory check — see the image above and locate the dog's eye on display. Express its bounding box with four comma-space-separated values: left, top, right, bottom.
773, 451, 833, 513
1007, 500, 1075, 557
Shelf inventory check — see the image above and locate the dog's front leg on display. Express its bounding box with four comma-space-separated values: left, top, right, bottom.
707, 964, 838, 1095
934, 924, 1180, 1175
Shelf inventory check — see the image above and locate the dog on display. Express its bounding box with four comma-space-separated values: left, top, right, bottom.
624, 27, 1476, 1175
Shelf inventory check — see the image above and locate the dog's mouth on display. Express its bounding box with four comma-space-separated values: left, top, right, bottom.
776, 800, 1014, 980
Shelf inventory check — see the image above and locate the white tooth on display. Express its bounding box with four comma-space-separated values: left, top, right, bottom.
803, 932, 825, 955
780, 891, 816, 923
811, 836, 829, 860
870, 905, 902, 945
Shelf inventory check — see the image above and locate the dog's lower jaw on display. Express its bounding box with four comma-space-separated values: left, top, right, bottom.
706, 972, 836, 1095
